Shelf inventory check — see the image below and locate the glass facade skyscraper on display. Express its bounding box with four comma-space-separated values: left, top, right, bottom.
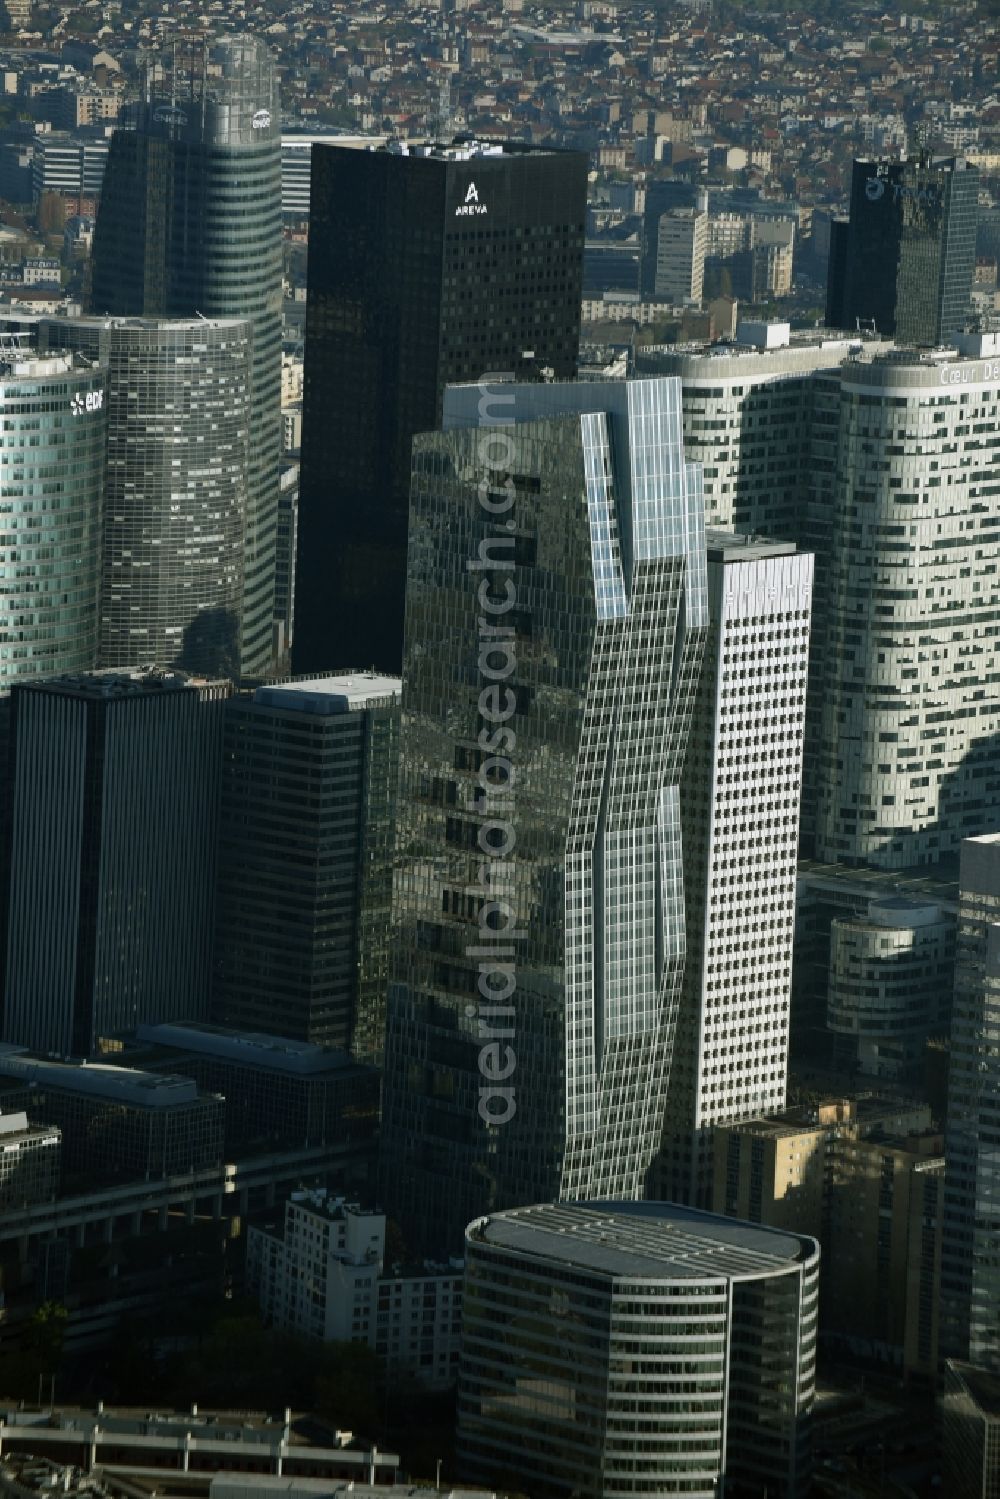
0, 349, 105, 688
90, 35, 282, 681
379, 377, 707, 1255
827, 155, 979, 344
293, 138, 588, 677
212, 673, 401, 1061
3, 669, 229, 1058
942, 834, 1000, 1371
459, 1201, 819, 1499
39, 316, 252, 679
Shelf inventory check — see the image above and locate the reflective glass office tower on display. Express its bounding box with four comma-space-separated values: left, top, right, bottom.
379, 377, 707, 1255
827, 155, 979, 344
3, 669, 229, 1058
459, 1202, 819, 1499
91, 36, 282, 681
293, 139, 588, 677
39, 316, 251, 678
213, 673, 401, 1062
0, 348, 105, 687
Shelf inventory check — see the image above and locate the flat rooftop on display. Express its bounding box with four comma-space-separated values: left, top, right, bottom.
705, 528, 797, 563
469, 1201, 813, 1282
0, 1047, 207, 1110
21, 668, 224, 700
373, 135, 569, 160
253, 673, 400, 716
722, 1096, 932, 1138
798, 857, 959, 909
48, 314, 249, 333
637, 331, 889, 381
135, 1022, 367, 1079
0, 350, 86, 379
281, 133, 388, 148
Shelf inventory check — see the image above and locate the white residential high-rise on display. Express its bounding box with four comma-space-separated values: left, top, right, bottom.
636, 327, 886, 853
246, 1189, 463, 1388
816, 335, 1000, 869
661, 533, 814, 1206
655, 206, 708, 303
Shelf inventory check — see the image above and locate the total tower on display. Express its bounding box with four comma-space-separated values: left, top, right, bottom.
826, 155, 979, 345
91, 36, 282, 681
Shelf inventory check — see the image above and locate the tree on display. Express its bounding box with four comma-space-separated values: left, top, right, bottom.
23, 1301, 68, 1391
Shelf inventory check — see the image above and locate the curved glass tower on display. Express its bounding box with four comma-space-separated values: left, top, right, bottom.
459, 1202, 820, 1499
40, 315, 251, 678
0, 349, 105, 686
91, 35, 282, 681
380, 377, 707, 1255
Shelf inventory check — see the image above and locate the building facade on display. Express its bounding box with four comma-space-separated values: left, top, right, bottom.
635, 326, 886, 856
458, 1201, 819, 1499
39, 315, 252, 679
3, 670, 228, 1057
90, 36, 282, 681
293, 138, 587, 676
942, 1361, 1000, 1499
246, 1190, 462, 1388
275, 463, 298, 668
660, 533, 813, 1207
654, 207, 707, 303
815, 338, 1000, 869
0, 348, 105, 688
212, 674, 400, 1061
134, 1020, 380, 1155
942, 833, 1000, 1370
380, 376, 707, 1254
31, 135, 108, 201
279, 132, 386, 217
713, 1097, 944, 1382
0, 1049, 224, 1186
827, 896, 954, 1080
0, 1111, 60, 1208
827, 154, 979, 345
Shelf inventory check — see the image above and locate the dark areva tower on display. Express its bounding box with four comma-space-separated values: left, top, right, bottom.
293, 139, 588, 677
91, 36, 282, 681
826, 154, 979, 344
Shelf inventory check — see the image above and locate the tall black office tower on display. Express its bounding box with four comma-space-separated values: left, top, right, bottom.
293, 139, 588, 676
826, 154, 979, 344
90, 36, 282, 681
3, 670, 229, 1058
